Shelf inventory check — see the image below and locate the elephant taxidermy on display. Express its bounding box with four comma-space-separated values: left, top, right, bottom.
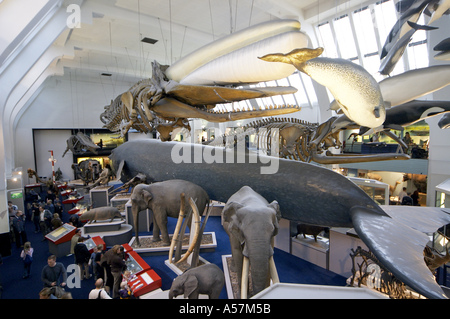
169, 263, 225, 299
222, 185, 281, 298
130, 179, 209, 246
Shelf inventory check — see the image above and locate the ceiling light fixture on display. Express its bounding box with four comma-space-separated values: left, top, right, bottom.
141, 37, 158, 44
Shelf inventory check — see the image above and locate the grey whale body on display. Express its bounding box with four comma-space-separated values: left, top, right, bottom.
110, 139, 450, 299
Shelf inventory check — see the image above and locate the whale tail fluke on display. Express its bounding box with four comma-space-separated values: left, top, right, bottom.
259, 47, 324, 67
351, 205, 450, 299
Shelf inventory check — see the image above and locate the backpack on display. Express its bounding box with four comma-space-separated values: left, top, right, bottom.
23, 252, 33, 265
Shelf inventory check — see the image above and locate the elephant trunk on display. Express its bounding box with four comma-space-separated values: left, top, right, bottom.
131, 203, 140, 246
243, 239, 274, 296
249, 253, 271, 295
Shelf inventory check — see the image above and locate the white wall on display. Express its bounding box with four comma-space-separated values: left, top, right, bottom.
425, 16, 450, 206
14, 72, 135, 183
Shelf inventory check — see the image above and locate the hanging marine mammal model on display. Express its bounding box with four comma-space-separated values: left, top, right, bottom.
110, 139, 450, 299
378, 64, 450, 107
259, 48, 386, 129
380, 0, 434, 60
434, 37, 450, 61
379, 22, 438, 76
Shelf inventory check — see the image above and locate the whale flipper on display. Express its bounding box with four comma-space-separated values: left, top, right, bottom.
258, 47, 324, 67
351, 206, 450, 299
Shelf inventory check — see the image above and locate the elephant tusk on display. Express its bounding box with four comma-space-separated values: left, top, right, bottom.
169, 193, 186, 263
176, 197, 201, 265
241, 256, 250, 299
269, 256, 280, 284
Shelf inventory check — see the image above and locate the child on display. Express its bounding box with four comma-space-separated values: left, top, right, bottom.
119, 281, 132, 299
20, 242, 33, 279
122, 270, 134, 284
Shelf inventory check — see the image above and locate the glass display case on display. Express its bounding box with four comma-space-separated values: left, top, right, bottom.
125, 251, 151, 276
435, 179, 450, 238
435, 179, 450, 209
84, 236, 106, 253
45, 223, 77, 244
348, 177, 389, 205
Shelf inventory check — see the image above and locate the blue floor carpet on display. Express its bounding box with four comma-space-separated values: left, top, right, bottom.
0, 207, 349, 299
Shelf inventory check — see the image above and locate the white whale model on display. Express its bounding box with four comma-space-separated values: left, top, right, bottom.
165, 19, 308, 86
379, 65, 450, 107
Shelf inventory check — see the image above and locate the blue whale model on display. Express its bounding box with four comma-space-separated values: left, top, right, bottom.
110, 139, 450, 299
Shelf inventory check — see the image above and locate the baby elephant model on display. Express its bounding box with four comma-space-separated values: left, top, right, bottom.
169, 263, 225, 299
80, 206, 123, 223
131, 179, 209, 246
222, 186, 281, 297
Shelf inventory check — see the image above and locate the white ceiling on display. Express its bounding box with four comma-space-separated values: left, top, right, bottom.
54, 0, 367, 84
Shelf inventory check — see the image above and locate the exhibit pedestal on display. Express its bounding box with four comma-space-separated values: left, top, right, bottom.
80, 219, 133, 247
328, 228, 368, 278
274, 218, 291, 253
110, 193, 130, 213
139, 288, 209, 299
45, 224, 77, 257
83, 219, 125, 233
48, 240, 72, 257
128, 232, 217, 256
291, 235, 329, 269
90, 185, 114, 208
164, 256, 210, 275
125, 200, 152, 232
251, 283, 387, 299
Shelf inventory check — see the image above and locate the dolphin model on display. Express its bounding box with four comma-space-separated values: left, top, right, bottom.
381, 0, 434, 60
259, 48, 386, 129
379, 22, 438, 75
434, 37, 450, 61
110, 139, 450, 299
428, 0, 450, 24
438, 113, 450, 128
382, 99, 450, 130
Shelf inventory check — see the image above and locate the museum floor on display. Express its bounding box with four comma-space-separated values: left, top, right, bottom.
0, 208, 350, 299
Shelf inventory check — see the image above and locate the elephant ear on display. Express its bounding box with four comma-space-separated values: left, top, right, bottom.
142, 189, 153, 206
222, 202, 244, 223
222, 202, 245, 244
268, 200, 281, 236
183, 275, 199, 299
268, 200, 281, 221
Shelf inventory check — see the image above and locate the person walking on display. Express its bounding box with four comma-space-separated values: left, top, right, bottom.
12, 210, 27, 248
20, 242, 33, 279
74, 237, 91, 280
41, 255, 67, 297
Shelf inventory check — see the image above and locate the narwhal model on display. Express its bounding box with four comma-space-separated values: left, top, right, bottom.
259, 47, 387, 129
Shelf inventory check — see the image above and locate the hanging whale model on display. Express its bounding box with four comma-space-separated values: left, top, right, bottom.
428, 0, 450, 25
379, 64, 450, 107
379, 22, 438, 76
259, 48, 386, 129
380, 0, 434, 60
438, 113, 450, 128
382, 99, 450, 130
110, 139, 450, 299
434, 37, 450, 61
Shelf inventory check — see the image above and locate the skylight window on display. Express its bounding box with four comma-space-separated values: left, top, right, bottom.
315, 0, 428, 80
333, 14, 358, 61
317, 22, 339, 58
